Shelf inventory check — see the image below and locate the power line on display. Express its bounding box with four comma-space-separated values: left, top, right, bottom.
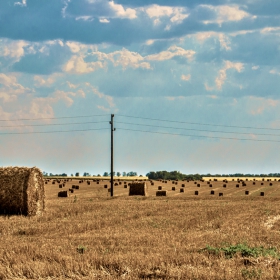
0, 114, 109, 122
0, 120, 108, 128
116, 114, 280, 131
0, 128, 109, 135
115, 121, 280, 137
117, 128, 280, 143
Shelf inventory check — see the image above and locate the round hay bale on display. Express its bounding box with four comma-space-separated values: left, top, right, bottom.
223, 184, 227, 188
158, 186, 162, 190
236, 184, 239, 188
172, 187, 176, 191
124, 185, 127, 188
0, 166, 45, 216
270, 183, 273, 186
194, 191, 199, 195
245, 191, 249, 195
182, 184, 185, 187
104, 185, 108, 188
156, 190, 166, 196
260, 192, 265, 196
209, 184, 212, 188
59, 184, 63, 188
210, 190, 215, 195
197, 184, 200, 187
180, 188, 184, 193
219, 193, 223, 197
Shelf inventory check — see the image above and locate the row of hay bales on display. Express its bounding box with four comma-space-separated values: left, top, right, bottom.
0, 166, 45, 216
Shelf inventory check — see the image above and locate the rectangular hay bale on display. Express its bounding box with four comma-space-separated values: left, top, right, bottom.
0, 166, 45, 216
58, 191, 69, 197
156, 190, 166, 196
129, 182, 147, 196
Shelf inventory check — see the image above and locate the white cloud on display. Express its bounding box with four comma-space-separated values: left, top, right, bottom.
14, 0, 26, 7
261, 27, 280, 34
270, 69, 280, 75
85, 83, 115, 108
97, 105, 110, 112
145, 45, 195, 61
107, 49, 151, 70
218, 34, 231, 51
207, 95, 218, 99
0, 40, 28, 60
194, 32, 231, 50
146, 40, 155, 45
202, 5, 252, 25
0, 73, 32, 103
252, 66, 260, 70
66, 81, 79, 89
75, 16, 94, 21
249, 97, 279, 115
109, 1, 137, 19
215, 60, 244, 90
165, 96, 185, 101
34, 75, 56, 87
64, 55, 104, 73
204, 83, 215, 91
99, 18, 110, 23
146, 5, 173, 18
181, 74, 191, 81
145, 5, 188, 25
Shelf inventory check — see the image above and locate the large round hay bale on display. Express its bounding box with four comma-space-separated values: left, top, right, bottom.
0, 166, 45, 216
129, 182, 147, 196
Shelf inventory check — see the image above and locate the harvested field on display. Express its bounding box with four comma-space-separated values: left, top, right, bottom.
1, 178, 280, 279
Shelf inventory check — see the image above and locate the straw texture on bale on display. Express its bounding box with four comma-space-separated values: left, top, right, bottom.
129, 182, 147, 196
0, 166, 45, 216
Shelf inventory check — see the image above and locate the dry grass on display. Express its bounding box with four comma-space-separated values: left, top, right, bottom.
1, 179, 280, 279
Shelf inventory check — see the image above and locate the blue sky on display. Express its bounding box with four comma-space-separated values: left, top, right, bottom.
0, 0, 280, 176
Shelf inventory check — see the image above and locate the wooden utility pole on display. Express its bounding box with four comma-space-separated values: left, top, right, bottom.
110, 114, 115, 197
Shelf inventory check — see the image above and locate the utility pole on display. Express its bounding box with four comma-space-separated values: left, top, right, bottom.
110, 114, 115, 197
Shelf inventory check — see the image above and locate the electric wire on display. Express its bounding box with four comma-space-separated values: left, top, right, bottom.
115, 121, 280, 137
0, 114, 109, 122
0, 128, 109, 135
116, 114, 280, 131
116, 128, 280, 143
0, 120, 109, 128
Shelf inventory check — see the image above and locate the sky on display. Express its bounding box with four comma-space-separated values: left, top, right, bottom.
0, 0, 280, 176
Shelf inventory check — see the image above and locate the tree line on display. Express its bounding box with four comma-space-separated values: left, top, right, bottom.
43, 171, 139, 177
202, 173, 280, 177
146, 171, 202, 181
